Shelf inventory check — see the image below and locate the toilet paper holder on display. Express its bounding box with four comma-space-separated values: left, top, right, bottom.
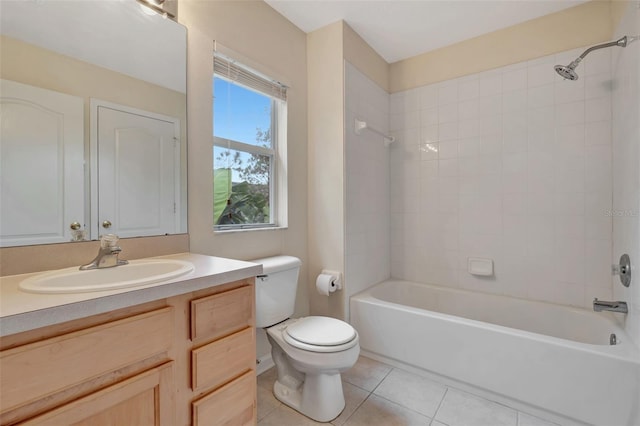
320, 270, 342, 290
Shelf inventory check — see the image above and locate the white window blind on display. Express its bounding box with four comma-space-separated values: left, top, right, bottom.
213, 55, 287, 101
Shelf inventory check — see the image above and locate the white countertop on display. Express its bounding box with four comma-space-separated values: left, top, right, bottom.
0, 252, 262, 336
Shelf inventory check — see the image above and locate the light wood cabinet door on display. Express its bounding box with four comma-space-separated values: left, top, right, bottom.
20, 362, 174, 426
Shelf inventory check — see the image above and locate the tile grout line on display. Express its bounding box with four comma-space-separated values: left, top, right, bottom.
429, 387, 450, 426
337, 365, 394, 426
334, 391, 373, 426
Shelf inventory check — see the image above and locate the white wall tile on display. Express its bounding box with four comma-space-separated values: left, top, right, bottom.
458, 99, 480, 121
438, 83, 458, 106
585, 121, 612, 146
458, 120, 480, 139
478, 94, 502, 116
527, 84, 554, 109
438, 104, 458, 124
555, 101, 585, 126
479, 73, 502, 97
458, 79, 480, 101
585, 97, 611, 122
503, 89, 528, 112
555, 78, 585, 104
439, 122, 458, 141
388, 46, 614, 309
345, 63, 390, 316
421, 107, 438, 126
585, 72, 613, 100
420, 84, 438, 109
528, 62, 556, 88
502, 67, 528, 92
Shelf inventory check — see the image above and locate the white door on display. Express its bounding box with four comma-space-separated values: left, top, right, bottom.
94, 102, 179, 238
0, 79, 84, 247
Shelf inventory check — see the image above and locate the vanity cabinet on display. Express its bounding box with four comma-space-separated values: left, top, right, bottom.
0, 278, 256, 426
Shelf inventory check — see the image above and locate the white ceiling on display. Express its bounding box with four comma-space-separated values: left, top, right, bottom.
265, 0, 589, 63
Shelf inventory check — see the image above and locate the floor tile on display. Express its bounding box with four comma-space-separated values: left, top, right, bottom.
332, 381, 370, 426
343, 394, 431, 426
257, 384, 281, 421
435, 388, 518, 426
517, 412, 559, 426
374, 368, 447, 418
342, 356, 393, 391
257, 367, 278, 390
258, 404, 326, 426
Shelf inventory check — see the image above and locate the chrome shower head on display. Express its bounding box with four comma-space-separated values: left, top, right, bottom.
554, 63, 579, 81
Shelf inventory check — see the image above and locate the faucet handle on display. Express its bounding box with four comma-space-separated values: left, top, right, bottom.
100, 233, 120, 248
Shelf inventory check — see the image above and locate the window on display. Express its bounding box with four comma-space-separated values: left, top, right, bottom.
213, 55, 287, 230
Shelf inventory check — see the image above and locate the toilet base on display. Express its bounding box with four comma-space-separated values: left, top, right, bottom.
269, 332, 348, 422
273, 371, 345, 422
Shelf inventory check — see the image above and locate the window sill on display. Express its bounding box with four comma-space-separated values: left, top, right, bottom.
213, 226, 288, 235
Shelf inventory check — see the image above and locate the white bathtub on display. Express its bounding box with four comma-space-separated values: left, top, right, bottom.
350, 280, 640, 426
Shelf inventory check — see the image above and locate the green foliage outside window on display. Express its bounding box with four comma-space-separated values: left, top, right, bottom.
213, 128, 271, 226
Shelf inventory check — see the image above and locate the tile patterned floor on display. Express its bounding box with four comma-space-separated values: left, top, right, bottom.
257, 356, 560, 426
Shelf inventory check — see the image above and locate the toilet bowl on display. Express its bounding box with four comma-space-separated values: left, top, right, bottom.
252, 255, 360, 422
266, 317, 359, 422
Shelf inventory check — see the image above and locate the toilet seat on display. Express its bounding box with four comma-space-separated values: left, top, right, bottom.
283, 316, 358, 353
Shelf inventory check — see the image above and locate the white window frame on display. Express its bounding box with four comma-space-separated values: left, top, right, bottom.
213, 57, 288, 232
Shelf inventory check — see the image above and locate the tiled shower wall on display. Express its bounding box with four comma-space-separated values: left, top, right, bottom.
612, 2, 639, 347
344, 61, 390, 316
389, 47, 614, 308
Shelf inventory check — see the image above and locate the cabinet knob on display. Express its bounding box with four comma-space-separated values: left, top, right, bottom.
70, 221, 81, 230
102, 220, 112, 229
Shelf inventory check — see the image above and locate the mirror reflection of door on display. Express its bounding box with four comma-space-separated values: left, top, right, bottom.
0, 79, 84, 247
93, 101, 180, 239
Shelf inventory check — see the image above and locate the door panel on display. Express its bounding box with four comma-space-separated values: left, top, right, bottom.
0, 79, 84, 246
96, 104, 179, 238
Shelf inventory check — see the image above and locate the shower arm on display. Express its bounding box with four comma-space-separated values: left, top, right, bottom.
569, 36, 628, 67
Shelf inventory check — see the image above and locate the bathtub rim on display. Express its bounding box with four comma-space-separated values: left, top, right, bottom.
350, 279, 640, 363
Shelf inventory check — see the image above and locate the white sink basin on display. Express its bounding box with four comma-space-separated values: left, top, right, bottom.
19, 259, 194, 294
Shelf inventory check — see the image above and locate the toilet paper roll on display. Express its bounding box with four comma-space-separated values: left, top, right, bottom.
316, 273, 337, 296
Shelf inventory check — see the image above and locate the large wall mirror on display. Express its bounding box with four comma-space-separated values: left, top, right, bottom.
0, 0, 187, 247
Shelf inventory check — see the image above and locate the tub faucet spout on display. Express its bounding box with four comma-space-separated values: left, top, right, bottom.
593, 298, 628, 314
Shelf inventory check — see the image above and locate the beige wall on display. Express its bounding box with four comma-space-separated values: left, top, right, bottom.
343, 22, 390, 92
178, 1, 309, 313
307, 21, 389, 319
307, 21, 345, 319
178, 0, 308, 363
390, 0, 616, 93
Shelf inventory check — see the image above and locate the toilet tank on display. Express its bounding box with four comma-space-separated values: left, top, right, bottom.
252, 255, 301, 328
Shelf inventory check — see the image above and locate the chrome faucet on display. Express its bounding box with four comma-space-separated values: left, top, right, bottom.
593, 298, 628, 314
80, 234, 129, 270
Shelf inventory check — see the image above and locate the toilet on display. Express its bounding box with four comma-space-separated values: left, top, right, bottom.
253, 255, 360, 422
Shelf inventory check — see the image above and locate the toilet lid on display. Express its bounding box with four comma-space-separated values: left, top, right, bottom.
285, 316, 356, 346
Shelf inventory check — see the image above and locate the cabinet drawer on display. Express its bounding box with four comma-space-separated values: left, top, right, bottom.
190, 285, 252, 342
0, 307, 173, 413
191, 327, 254, 393
192, 370, 255, 426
